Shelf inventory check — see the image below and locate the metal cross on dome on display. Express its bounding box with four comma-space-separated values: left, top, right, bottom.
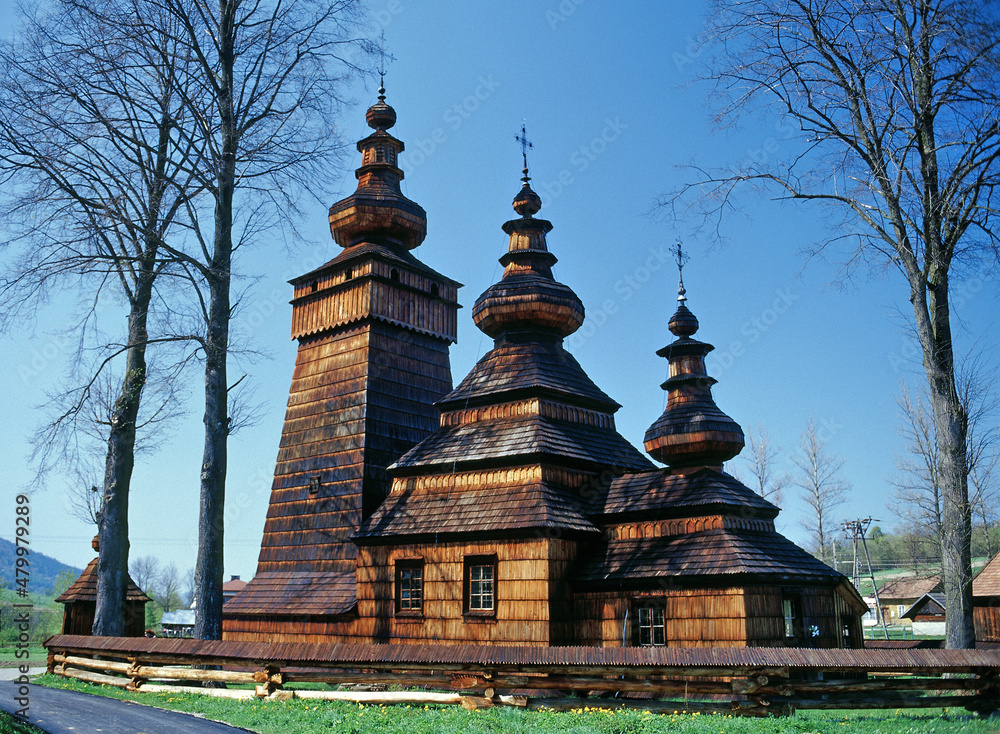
376, 32, 390, 89
515, 121, 533, 172
671, 239, 689, 302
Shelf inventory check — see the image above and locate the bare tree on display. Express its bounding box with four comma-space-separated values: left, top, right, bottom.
791, 416, 850, 566
891, 381, 944, 550
59, 365, 187, 529
971, 453, 999, 559
156, 563, 183, 613
892, 356, 999, 564
666, 0, 1000, 648
737, 423, 790, 505
138, 0, 370, 639
0, 0, 204, 635
129, 556, 161, 596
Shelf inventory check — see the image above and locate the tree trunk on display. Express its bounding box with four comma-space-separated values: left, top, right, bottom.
913, 276, 974, 648
93, 269, 154, 636
193, 0, 236, 641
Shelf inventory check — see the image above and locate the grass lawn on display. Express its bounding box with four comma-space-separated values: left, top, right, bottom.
31, 674, 998, 733
0, 646, 47, 668
0, 711, 47, 733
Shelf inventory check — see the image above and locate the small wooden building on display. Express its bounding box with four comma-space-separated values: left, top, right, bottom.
900, 593, 946, 636
973, 553, 1000, 642
55, 541, 151, 637
876, 576, 942, 627
225, 88, 867, 648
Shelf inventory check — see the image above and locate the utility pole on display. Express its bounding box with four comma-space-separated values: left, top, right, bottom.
843, 517, 889, 641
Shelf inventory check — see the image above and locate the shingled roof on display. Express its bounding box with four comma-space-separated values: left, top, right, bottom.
391, 415, 652, 473
573, 529, 844, 588
291, 240, 458, 290
222, 571, 356, 616
55, 558, 151, 604
437, 336, 621, 412
591, 468, 780, 520
973, 553, 1000, 597
877, 575, 942, 601
356, 480, 599, 543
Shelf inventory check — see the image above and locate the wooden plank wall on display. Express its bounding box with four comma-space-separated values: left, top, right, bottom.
574, 588, 748, 648
744, 585, 859, 648
357, 539, 577, 646
974, 603, 1000, 643
255, 322, 453, 576
62, 602, 147, 637
222, 613, 366, 644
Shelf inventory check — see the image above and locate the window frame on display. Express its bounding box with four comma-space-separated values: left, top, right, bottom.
782, 594, 803, 642
394, 559, 424, 617
463, 554, 497, 619
632, 602, 668, 647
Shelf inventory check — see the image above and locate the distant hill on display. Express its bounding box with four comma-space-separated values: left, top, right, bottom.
0, 537, 83, 595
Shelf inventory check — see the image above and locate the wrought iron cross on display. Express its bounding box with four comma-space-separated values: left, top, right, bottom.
671, 239, 689, 302
377, 32, 388, 88
515, 121, 533, 171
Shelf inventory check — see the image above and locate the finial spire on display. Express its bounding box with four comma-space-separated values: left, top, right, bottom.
515, 120, 533, 182
671, 239, 689, 303
376, 32, 390, 97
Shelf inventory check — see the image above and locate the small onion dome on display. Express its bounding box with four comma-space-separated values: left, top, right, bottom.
513, 178, 541, 217
472, 180, 584, 338
365, 87, 396, 130
668, 302, 699, 337
473, 269, 584, 338
643, 304, 745, 467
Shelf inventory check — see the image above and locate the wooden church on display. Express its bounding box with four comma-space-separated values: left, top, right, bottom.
223, 88, 867, 649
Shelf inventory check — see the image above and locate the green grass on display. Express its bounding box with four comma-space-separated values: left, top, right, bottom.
0, 646, 47, 668
31, 674, 999, 733
0, 711, 47, 734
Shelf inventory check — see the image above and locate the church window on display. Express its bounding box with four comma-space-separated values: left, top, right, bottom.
390, 268, 399, 282
375, 145, 385, 162
388, 148, 397, 165
464, 555, 496, 614
345, 267, 353, 280
308, 476, 321, 495
430, 283, 440, 297
395, 560, 423, 614
782, 595, 802, 640
635, 605, 666, 646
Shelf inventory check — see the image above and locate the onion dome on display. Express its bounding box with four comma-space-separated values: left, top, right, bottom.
472, 171, 584, 338
328, 86, 426, 250
365, 86, 397, 130
643, 266, 744, 468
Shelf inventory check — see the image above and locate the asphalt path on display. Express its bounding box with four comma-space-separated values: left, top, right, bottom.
0, 681, 253, 733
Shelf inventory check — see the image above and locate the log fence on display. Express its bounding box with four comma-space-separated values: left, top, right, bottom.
44, 635, 1000, 717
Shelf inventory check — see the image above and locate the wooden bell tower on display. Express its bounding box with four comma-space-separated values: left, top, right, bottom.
224, 86, 460, 641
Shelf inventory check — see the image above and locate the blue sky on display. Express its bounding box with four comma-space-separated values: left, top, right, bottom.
1, 0, 996, 583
